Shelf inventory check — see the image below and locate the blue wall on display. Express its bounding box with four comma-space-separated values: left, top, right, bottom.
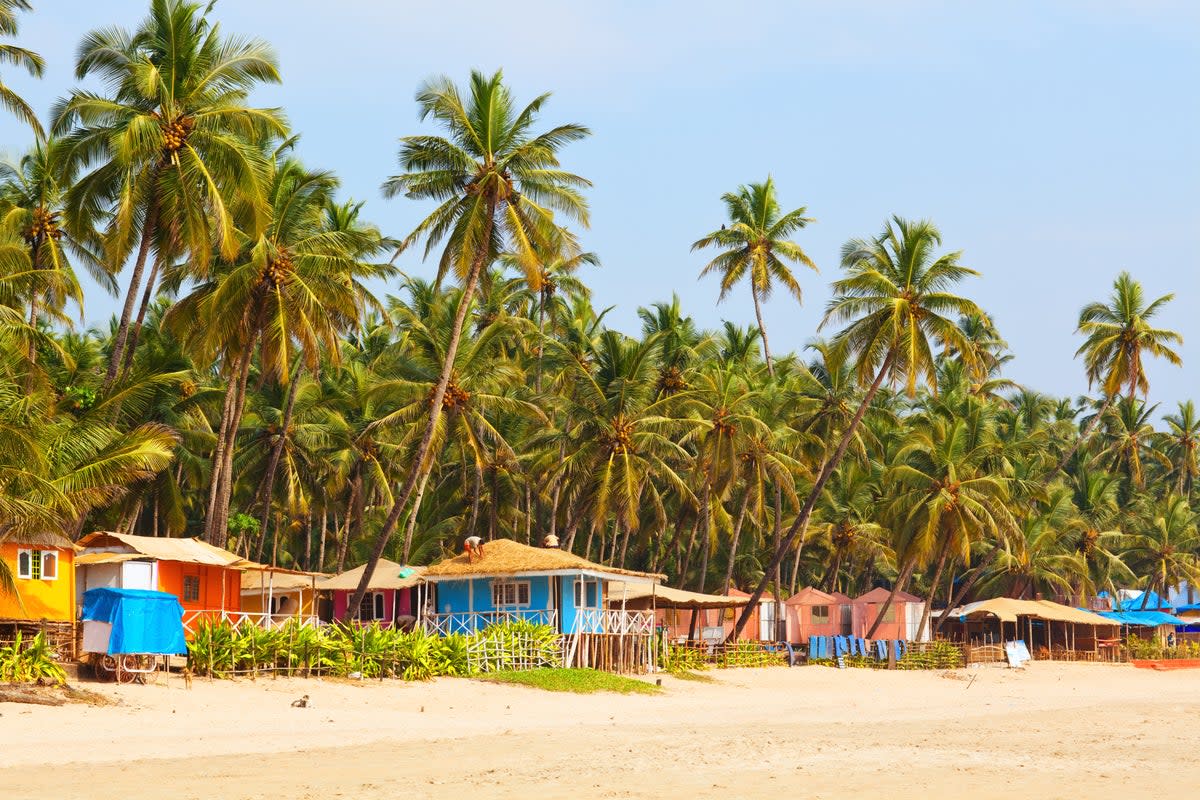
433, 572, 609, 633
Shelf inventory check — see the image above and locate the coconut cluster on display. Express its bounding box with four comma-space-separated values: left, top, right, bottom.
261, 251, 294, 289
606, 415, 636, 456
161, 117, 195, 153
439, 382, 472, 411
25, 206, 63, 244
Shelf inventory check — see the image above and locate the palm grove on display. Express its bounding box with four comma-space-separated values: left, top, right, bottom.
0, 0, 1196, 636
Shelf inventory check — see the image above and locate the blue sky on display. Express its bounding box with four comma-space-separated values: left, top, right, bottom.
1, 1, 1197, 406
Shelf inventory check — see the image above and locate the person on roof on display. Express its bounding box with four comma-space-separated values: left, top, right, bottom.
464, 535, 485, 563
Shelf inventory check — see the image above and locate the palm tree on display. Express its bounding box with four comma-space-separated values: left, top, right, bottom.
1059, 272, 1182, 470
693, 177, 816, 377
0, 141, 109, 368
346, 70, 590, 615
0, 0, 43, 138
1163, 401, 1200, 499
730, 216, 984, 640
169, 155, 389, 546
53, 0, 285, 387
1125, 495, 1200, 608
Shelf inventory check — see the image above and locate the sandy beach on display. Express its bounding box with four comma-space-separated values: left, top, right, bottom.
1, 662, 1196, 799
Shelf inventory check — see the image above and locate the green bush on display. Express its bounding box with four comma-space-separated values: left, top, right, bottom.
0, 631, 67, 685
1126, 637, 1200, 661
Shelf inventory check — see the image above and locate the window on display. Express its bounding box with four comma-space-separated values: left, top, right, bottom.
811, 605, 830, 623
16, 549, 60, 580
183, 575, 201, 602
491, 580, 530, 608
879, 604, 896, 623
358, 592, 386, 621
574, 579, 599, 609
17, 549, 32, 579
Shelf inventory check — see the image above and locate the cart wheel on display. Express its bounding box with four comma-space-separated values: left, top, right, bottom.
97, 654, 119, 681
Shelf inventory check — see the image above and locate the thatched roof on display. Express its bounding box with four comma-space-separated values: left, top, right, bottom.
607, 581, 747, 609
4, 530, 73, 549
78, 532, 248, 568
423, 539, 662, 582
317, 559, 426, 591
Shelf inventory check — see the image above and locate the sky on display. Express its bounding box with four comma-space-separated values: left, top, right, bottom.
0, 1, 1197, 407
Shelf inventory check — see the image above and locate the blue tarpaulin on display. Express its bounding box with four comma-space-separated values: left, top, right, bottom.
81, 587, 187, 655
1096, 610, 1187, 627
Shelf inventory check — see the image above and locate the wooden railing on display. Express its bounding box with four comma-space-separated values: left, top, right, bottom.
573, 608, 655, 636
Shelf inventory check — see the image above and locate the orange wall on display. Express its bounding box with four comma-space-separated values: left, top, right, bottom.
157, 562, 240, 613
0, 543, 75, 622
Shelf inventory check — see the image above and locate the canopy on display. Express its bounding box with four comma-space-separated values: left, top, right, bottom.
423, 538, 663, 582
78, 532, 249, 568
241, 567, 326, 592
81, 588, 187, 655
949, 597, 1114, 626
318, 560, 426, 591
1097, 610, 1187, 627
607, 581, 748, 609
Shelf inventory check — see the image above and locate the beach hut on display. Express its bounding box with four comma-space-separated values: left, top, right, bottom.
422, 539, 660, 634
942, 597, 1120, 660
317, 559, 425, 628
240, 566, 326, 625
851, 587, 928, 641
722, 588, 786, 641
606, 581, 748, 643
75, 532, 247, 634
0, 531, 77, 656
785, 587, 851, 643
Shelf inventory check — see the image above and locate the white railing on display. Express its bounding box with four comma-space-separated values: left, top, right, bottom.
572, 608, 655, 636
423, 609, 559, 636
181, 610, 321, 635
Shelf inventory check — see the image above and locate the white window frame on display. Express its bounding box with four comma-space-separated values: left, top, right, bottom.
491, 580, 531, 608
40, 551, 58, 581
15, 549, 58, 581
574, 578, 600, 609
358, 591, 387, 621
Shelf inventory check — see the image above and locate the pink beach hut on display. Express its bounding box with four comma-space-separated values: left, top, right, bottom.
851, 586, 926, 641
785, 587, 850, 643
318, 559, 426, 628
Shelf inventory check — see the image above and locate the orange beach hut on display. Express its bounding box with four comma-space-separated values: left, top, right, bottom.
785, 587, 851, 643
851, 586, 927, 641
0, 532, 76, 626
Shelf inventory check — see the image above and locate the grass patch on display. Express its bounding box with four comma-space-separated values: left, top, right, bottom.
476, 668, 659, 695
668, 670, 717, 683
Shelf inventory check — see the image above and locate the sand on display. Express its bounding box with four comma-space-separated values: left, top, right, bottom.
0, 662, 1195, 799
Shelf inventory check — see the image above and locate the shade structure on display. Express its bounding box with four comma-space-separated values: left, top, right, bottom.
606, 581, 749, 610
317, 560, 425, 591
77, 532, 248, 568
948, 597, 1114, 626
240, 567, 327, 591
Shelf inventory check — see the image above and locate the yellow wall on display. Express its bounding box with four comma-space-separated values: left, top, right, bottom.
0, 542, 75, 622
241, 588, 317, 617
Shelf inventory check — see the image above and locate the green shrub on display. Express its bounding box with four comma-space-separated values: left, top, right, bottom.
0, 631, 67, 685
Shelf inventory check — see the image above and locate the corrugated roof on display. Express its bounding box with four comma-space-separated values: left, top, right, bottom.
240, 567, 327, 592
606, 582, 748, 609
75, 552, 143, 566
317, 560, 426, 591
423, 539, 663, 581
78, 532, 246, 567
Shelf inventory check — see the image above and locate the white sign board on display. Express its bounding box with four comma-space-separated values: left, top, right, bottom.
1005, 639, 1031, 668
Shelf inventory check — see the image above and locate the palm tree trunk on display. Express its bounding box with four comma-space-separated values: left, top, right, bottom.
203, 344, 253, 544
722, 490, 751, 594
120, 251, 165, 376
751, 284, 774, 378
824, 551, 845, 594
317, 510, 328, 572
255, 368, 303, 558
866, 556, 916, 639
934, 544, 1001, 634
401, 466, 433, 563
729, 350, 896, 641
344, 199, 497, 619
104, 192, 159, 390
917, 540, 951, 641
695, 481, 712, 592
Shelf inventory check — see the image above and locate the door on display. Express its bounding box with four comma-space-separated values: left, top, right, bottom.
758, 601, 777, 641
122, 560, 155, 590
